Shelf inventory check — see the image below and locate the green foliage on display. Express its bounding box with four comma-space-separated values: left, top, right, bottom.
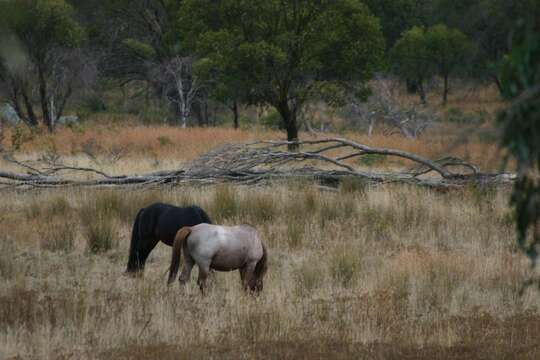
391, 23, 470, 103
364, 0, 424, 48
122, 39, 157, 60
180, 0, 385, 141
390, 26, 431, 102
425, 24, 471, 79
0, 0, 84, 49
498, 21, 540, 264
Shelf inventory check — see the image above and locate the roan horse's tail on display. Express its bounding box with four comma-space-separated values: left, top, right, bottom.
167, 226, 192, 285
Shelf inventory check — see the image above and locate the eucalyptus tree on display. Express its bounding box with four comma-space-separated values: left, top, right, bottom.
0, 0, 85, 131
179, 0, 385, 148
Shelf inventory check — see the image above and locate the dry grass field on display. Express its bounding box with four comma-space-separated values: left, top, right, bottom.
0, 85, 533, 358
1, 182, 539, 359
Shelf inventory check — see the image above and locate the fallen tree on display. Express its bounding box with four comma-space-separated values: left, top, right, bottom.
0, 137, 515, 190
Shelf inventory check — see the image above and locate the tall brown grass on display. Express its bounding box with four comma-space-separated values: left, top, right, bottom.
0, 184, 538, 359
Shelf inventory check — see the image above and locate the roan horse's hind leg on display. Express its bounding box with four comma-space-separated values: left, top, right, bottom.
241, 262, 257, 292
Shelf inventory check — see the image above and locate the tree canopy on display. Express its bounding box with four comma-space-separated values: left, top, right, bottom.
0, 0, 85, 130
498, 20, 540, 266
179, 0, 385, 147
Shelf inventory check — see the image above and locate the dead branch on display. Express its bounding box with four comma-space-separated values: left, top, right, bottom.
0, 137, 514, 190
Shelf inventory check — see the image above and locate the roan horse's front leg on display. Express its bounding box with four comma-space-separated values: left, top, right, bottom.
179, 253, 194, 286
197, 267, 210, 296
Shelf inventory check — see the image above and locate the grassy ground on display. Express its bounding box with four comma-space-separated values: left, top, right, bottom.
1, 183, 539, 359
0, 120, 503, 177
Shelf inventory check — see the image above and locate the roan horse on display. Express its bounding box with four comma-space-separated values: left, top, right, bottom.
126, 203, 212, 274
167, 224, 268, 294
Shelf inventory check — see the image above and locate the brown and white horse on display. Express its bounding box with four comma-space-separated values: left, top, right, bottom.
167, 224, 268, 295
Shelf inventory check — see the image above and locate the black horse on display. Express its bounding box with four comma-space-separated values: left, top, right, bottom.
126, 202, 212, 274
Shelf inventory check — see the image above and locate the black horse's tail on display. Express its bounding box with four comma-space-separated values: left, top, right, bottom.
126, 207, 152, 273
196, 206, 212, 224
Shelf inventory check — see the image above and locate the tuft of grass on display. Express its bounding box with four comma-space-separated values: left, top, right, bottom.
47, 197, 72, 217
295, 260, 322, 294
83, 214, 117, 253
286, 221, 305, 249
330, 249, 360, 288
211, 185, 240, 222
241, 192, 277, 223
340, 176, 368, 195
0, 237, 15, 280
39, 220, 77, 253
24, 200, 43, 220
319, 195, 357, 228
357, 153, 385, 167
79, 195, 118, 253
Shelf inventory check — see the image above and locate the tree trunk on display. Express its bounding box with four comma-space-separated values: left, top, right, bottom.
368, 118, 376, 136
418, 80, 427, 105
20, 87, 38, 127
277, 102, 299, 151
406, 79, 418, 94
443, 74, 449, 105
491, 73, 503, 94
38, 67, 53, 132
232, 100, 239, 129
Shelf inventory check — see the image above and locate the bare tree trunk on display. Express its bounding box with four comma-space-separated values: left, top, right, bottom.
8, 79, 38, 127
276, 101, 299, 151
418, 81, 427, 105
443, 74, 449, 105
232, 100, 239, 129
368, 118, 376, 136
38, 67, 53, 132
20, 87, 38, 127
